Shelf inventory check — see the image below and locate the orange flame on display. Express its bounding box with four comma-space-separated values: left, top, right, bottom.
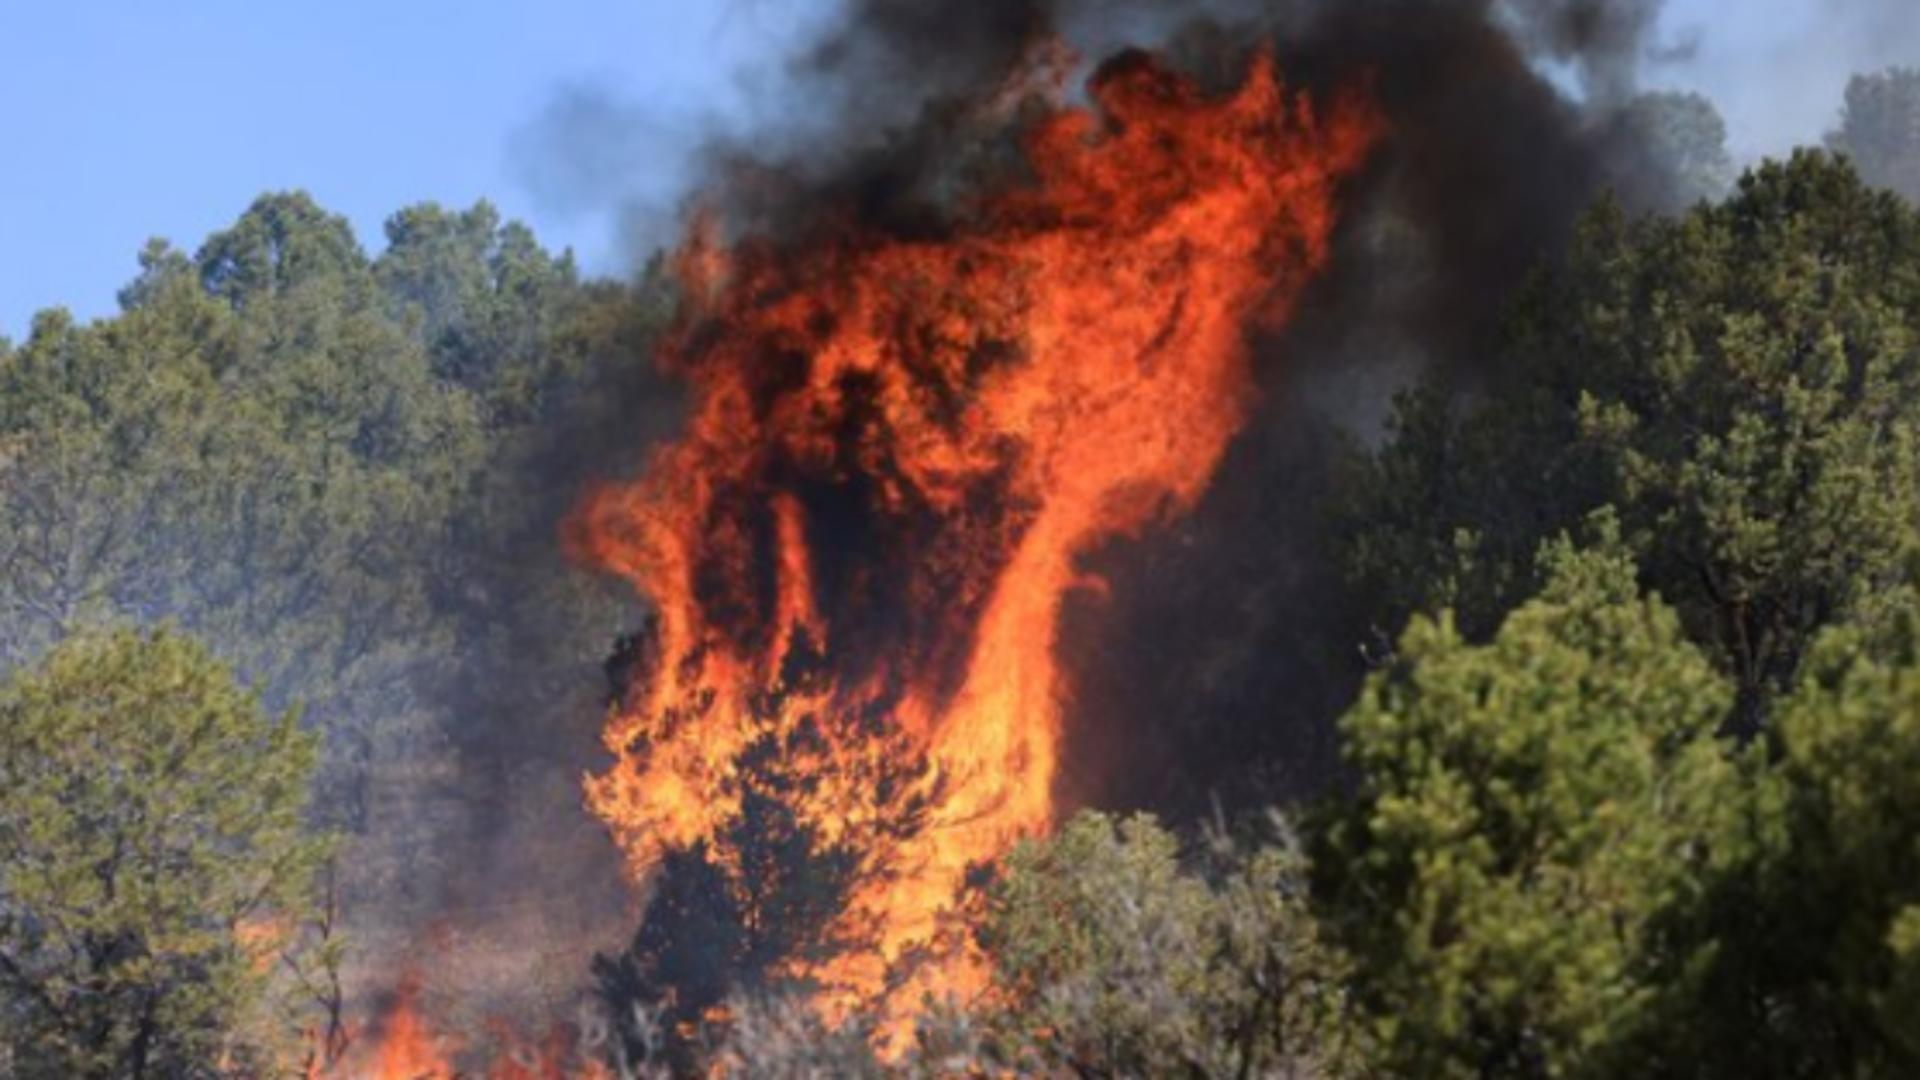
569, 45, 1380, 1031
321, 991, 609, 1080
363, 986, 454, 1080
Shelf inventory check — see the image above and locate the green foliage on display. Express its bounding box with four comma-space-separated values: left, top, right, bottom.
377, 200, 593, 420
0, 195, 479, 823
1320, 148, 1920, 1075
1316, 540, 1747, 1077
1672, 606, 1920, 1074
1337, 151, 1920, 725
0, 190, 665, 841
1827, 67, 1920, 204
980, 810, 1357, 1078
0, 628, 328, 1077
0, 185, 676, 1070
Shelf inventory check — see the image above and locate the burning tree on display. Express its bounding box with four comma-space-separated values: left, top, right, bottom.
569, 43, 1382, 1039
595, 623, 937, 1069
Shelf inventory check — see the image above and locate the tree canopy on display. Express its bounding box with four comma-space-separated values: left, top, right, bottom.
1336, 151, 1920, 728
1317, 536, 1747, 1076
0, 628, 327, 1078
0, 189, 668, 1060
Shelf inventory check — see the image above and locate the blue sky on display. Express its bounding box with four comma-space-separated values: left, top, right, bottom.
0, 1, 824, 338
1, 0, 1912, 340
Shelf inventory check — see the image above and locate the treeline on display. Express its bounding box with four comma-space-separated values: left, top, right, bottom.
0, 195, 672, 1073
2, 67, 1919, 1079
0, 194, 664, 818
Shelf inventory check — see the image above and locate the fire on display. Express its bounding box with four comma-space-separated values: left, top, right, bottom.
319, 989, 612, 1080
367, 995, 448, 1080
569, 45, 1380, 1031
312, 981, 453, 1080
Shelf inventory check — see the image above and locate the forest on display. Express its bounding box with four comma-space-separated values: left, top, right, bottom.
4, 14, 1920, 1080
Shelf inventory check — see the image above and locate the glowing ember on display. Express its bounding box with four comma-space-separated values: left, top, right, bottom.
568, 44, 1380, 1031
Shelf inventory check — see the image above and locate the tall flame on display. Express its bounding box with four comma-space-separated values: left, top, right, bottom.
569, 46, 1380, 1027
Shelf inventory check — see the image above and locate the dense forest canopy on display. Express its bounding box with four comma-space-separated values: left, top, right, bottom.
3, 24, 1920, 1080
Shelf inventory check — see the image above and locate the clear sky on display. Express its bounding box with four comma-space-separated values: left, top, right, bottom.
1, 1, 1912, 340
0, 1, 824, 339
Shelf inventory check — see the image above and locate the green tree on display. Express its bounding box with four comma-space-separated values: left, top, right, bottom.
0, 627, 328, 1078
1315, 537, 1747, 1077
1336, 152, 1920, 727
1827, 67, 1920, 203
0, 193, 490, 826
0, 191, 678, 1019
375, 200, 594, 421
1669, 605, 1920, 1075
980, 810, 1357, 1078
